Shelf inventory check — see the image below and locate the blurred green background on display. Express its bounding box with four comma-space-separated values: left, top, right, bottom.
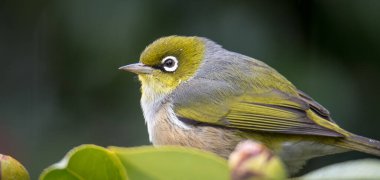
1, 0, 380, 178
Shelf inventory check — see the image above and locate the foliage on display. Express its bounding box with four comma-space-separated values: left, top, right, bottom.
39, 145, 126, 180
299, 159, 380, 179
38, 144, 380, 180
40, 145, 229, 180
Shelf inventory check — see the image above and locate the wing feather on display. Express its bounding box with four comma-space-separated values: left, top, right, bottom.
223, 93, 342, 136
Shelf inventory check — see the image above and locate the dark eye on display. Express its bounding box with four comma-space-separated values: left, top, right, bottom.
161, 56, 178, 72
164, 58, 174, 67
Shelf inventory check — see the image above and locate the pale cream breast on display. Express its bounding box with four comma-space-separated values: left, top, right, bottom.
149, 102, 243, 158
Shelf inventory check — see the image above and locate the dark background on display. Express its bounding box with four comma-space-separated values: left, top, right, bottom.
1, 0, 380, 178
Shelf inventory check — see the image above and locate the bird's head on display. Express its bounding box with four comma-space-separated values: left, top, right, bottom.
120, 36, 206, 99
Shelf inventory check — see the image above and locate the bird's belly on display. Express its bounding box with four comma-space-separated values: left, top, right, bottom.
144, 102, 242, 158
151, 121, 243, 158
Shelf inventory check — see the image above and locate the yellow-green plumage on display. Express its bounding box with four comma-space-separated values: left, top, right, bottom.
120, 35, 380, 175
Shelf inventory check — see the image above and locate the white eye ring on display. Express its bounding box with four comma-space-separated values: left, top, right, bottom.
161, 56, 178, 72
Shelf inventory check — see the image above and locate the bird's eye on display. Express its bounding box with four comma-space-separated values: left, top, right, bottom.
161, 56, 178, 72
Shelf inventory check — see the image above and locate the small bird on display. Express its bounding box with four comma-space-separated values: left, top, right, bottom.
119, 36, 380, 175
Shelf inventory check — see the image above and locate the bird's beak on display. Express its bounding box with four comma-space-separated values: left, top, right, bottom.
119, 63, 153, 74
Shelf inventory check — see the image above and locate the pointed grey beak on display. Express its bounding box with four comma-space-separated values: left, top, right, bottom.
119, 63, 153, 74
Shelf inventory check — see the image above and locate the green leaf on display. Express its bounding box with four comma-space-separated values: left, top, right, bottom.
39, 144, 127, 180
300, 158, 380, 179
40, 145, 230, 180
109, 146, 230, 180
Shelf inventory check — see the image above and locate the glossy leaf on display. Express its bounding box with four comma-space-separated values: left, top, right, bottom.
39, 144, 127, 180
110, 146, 230, 180
40, 145, 230, 180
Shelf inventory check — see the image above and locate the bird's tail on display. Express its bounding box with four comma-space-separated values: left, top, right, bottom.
335, 133, 380, 156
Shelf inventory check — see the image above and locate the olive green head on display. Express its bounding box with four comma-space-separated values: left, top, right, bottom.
120, 36, 205, 98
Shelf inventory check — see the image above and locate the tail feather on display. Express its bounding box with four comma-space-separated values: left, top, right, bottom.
335, 133, 380, 156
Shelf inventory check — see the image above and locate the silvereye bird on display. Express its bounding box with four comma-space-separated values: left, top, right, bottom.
119, 36, 380, 175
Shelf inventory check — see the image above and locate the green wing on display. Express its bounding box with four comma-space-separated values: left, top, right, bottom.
225, 90, 341, 136
172, 62, 343, 137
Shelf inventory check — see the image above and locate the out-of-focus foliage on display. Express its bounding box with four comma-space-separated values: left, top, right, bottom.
40, 145, 230, 180
40, 145, 127, 180
111, 146, 229, 180
39, 145, 380, 180
1, 0, 380, 179
300, 159, 380, 179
